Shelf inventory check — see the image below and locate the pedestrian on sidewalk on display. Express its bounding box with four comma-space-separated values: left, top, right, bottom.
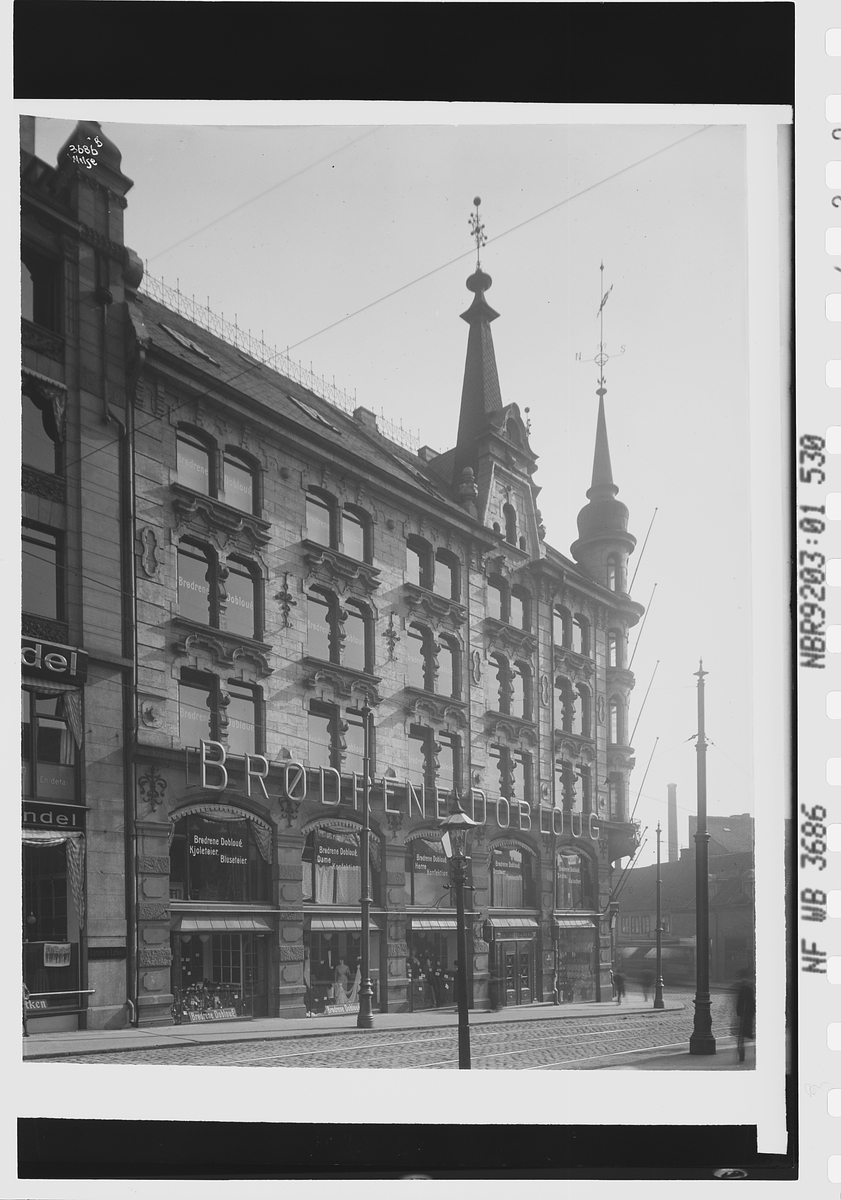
613, 969, 626, 1005
641, 970, 653, 1002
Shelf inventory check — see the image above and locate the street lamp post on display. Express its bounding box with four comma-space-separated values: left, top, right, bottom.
689, 660, 716, 1054
356, 702, 374, 1030
654, 822, 664, 1009
441, 799, 478, 1070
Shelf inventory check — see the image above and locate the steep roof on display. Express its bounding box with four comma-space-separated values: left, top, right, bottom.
688, 815, 754, 855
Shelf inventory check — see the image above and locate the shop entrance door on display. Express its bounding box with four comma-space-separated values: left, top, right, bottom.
171, 932, 268, 1020
501, 940, 533, 1006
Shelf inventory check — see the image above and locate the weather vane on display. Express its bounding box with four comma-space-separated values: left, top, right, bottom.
468, 196, 487, 269
576, 262, 625, 393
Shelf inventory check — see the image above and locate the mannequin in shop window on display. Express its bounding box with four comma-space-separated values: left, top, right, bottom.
333, 958, 351, 1004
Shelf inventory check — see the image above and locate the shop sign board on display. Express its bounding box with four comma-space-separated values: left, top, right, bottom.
414, 843, 448, 875
324, 1003, 360, 1016
188, 828, 248, 867
25, 998, 49, 1010
23, 800, 85, 829
314, 832, 359, 868
43, 943, 72, 968
21, 638, 88, 684
195, 741, 602, 840
187, 1008, 238, 1022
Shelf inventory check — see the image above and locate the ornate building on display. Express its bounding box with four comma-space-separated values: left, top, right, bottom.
22, 121, 644, 1029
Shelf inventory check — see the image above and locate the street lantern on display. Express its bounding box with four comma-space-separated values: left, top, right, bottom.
440, 798, 478, 1069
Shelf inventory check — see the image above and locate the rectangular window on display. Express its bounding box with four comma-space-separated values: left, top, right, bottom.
307, 592, 332, 661
641, 916, 650, 934
177, 546, 211, 625
406, 626, 427, 690
434, 555, 456, 600
226, 562, 256, 639
308, 707, 333, 769
406, 545, 422, 588
407, 727, 427, 788
437, 733, 457, 794
223, 456, 254, 514
22, 689, 78, 801
436, 640, 454, 698
22, 394, 58, 475
226, 683, 257, 756
344, 709, 367, 777
22, 251, 61, 332
343, 606, 366, 673
179, 678, 213, 745
620, 917, 629, 934
177, 432, 211, 495
509, 592, 524, 630
487, 582, 503, 622
630, 916, 640, 934
22, 525, 60, 619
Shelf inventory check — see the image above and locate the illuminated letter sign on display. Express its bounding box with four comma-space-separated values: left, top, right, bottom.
21, 638, 88, 684
245, 754, 269, 799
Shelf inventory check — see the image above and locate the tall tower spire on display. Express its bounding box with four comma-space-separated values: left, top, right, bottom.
453, 197, 504, 482
571, 268, 636, 589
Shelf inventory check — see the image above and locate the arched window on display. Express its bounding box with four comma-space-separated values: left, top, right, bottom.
607, 554, 621, 592
341, 506, 369, 562
226, 557, 258, 639
434, 549, 460, 601
223, 449, 257, 514
302, 824, 381, 905
555, 677, 574, 733
572, 613, 590, 656
607, 630, 621, 668
170, 813, 271, 904
510, 586, 531, 631
342, 601, 370, 673
177, 428, 212, 495
608, 697, 623, 745
437, 636, 459, 699
305, 490, 333, 547
406, 536, 433, 590
553, 605, 572, 648
512, 661, 532, 721
489, 844, 535, 908
407, 726, 460, 795
503, 503, 518, 546
505, 420, 523, 447
575, 684, 591, 738
308, 703, 371, 776
608, 774, 625, 819
487, 574, 507, 622
404, 836, 450, 907
555, 848, 595, 911
177, 542, 212, 625
490, 745, 532, 805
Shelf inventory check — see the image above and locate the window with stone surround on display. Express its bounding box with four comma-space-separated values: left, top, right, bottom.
22, 523, 62, 621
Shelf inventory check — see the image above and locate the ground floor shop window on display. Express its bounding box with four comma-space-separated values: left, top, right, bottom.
555, 848, 595, 911
22, 835, 84, 1013
489, 844, 535, 908
301, 825, 381, 905
303, 928, 381, 1014
404, 837, 451, 907
171, 932, 268, 1021
408, 929, 458, 1010
170, 813, 271, 903
555, 926, 598, 1003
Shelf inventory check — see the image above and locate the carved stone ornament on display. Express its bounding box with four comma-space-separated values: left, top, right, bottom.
22, 614, 69, 643
21, 321, 65, 363
171, 483, 271, 554
274, 573, 297, 628
303, 542, 381, 595
484, 712, 538, 747
172, 618, 273, 677
403, 689, 468, 729
138, 764, 167, 809
484, 617, 538, 660
553, 644, 595, 683
540, 674, 551, 707
552, 730, 596, 761
403, 582, 466, 631
302, 660, 382, 707
139, 700, 163, 729
139, 527, 163, 578
278, 797, 302, 829
386, 811, 404, 839
22, 368, 66, 442
383, 612, 400, 661
470, 650, 482, 685
22, 467, 65, 503
596, 694, 606, 725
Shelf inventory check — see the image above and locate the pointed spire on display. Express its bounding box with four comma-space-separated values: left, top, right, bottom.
571, 386, 635, 576
453, 198, 504, 481
589, 389, 617, 498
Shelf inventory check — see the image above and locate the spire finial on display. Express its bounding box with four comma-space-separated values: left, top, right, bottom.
595, 261, 615, 395
469, 196, 487, 270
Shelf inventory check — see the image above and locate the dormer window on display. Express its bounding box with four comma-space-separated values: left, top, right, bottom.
503, 503, 517, 546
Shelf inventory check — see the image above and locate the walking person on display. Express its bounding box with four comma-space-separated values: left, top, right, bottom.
641, 970, 654, 1003
735, 970, 755, 1062
613, 968, 626, 1005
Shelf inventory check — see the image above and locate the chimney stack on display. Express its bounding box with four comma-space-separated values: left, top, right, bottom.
667, 783, 678, 862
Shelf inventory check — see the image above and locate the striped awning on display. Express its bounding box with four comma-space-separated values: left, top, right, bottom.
486, 917, 539, 929
308, 916, 382, 932
172, 915, 273, 933
554, 917, 596, 930
411, 916, 458, 930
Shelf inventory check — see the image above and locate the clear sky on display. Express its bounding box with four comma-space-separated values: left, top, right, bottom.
32, 111, 765, 867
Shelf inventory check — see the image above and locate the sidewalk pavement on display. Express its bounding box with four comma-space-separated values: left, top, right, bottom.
23, 995, 684, 1060
602, 1039, 756, 1070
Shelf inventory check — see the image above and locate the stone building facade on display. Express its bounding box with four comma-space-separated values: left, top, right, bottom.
22, 121, 644, 1029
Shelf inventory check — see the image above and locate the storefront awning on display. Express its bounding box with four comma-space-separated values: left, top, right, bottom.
308, 916, 382, 932
486, 917, 539, 929
554, 917, 596, 930
411, 916, 458, 930
172, 915, 273, 933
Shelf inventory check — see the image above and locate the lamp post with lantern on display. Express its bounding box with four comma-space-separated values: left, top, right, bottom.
440, 798, 478, 1070
356, 701, 374, 1030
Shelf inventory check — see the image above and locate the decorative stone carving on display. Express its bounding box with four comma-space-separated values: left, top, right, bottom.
484, 617, 538, 660
386, 811, 404, 839
22, 614, 69, 642
137, 903, 170, 922
279, 944, 305, 962
303, 542, 381, 595
138, 947, 171, 967
22, 467, 66, 502
553, 645, 595, 682
139, 527, 163, 578
138, 857, 170, 875
22, 368, 66, 441
387, 941, 409, 958
596, 694, 606, 725
139, 700, 163, 729
402, 689, 467, 729
552, 730, 596, 760
21, 321, 64, 362
383, 612, 400, 661
540, 674, 551, 707
302, 660, 381, 707
138, 764, 168, 809
78, 222, 127, 261
172, 618, 273, 677
403, 582, 466, 631
278, 797, 301, 828
470, 650, 482, 685
274, 573, 297, 628
484, 712, 538, 747
171, 483, 271, 554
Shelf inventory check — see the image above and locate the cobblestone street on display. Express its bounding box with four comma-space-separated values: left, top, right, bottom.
35, 989, 747, 1070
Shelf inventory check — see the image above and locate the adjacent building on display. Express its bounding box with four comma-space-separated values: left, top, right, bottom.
22, 120, 645, 1030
